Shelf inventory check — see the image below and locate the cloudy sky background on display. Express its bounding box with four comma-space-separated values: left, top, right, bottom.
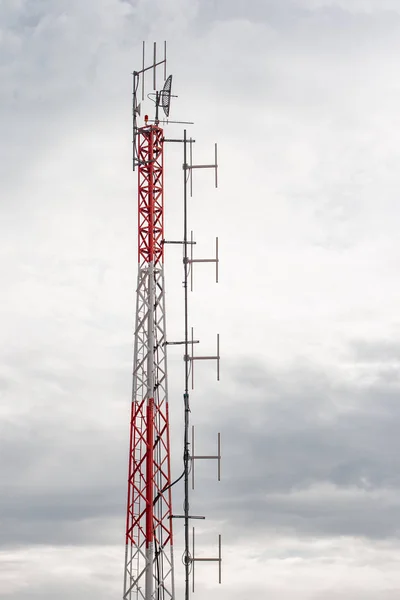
3, 0, 400, 597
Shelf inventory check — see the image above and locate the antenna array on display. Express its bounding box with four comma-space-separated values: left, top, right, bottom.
132, 41, 168, 170
180, 127, 221, 600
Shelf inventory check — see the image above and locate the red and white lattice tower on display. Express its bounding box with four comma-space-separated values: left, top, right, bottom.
123, 41, 221, 600
123, 118, 174, 600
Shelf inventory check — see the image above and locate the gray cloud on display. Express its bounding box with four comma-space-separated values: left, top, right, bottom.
7, 348, 400, 549
351, 339, 400, 363
0, 414, 126, 546
0, 576, 118, 600
191, 356, 400, 542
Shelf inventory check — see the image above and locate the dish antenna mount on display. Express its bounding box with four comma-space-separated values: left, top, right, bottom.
132, 41, 170, 170
132, 41, 192, 171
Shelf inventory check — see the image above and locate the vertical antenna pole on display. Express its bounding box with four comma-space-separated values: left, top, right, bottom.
191, 424, 195, 490
218, 432, 221, 481
216, 237, 219, 283
142, 41, 145, 101
132, 73, 137, 172
191, 326, 195, 390
190, 231, 194, 292
153, 42, 157, 90
190, 138, 193, 197
183, 128, 191, 600
218, 535, 222, 584
217, 333, 220, 381
164, 40, 167, 80
192, 527, 196, 593
215, 143, 218, 188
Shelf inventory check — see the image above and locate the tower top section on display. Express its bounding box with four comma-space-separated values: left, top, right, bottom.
132, 41, 173, 170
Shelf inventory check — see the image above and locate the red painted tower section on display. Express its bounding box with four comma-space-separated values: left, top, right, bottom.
137, 126, 164, 264
123, 125, 174, 600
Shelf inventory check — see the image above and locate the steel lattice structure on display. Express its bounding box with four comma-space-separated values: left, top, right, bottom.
123, 41, 222, 600
123, 124, 174, 600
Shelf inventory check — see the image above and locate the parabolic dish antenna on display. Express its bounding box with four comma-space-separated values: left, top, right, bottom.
161, 74, 173, 117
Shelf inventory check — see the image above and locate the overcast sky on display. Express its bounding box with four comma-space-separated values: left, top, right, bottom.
3, 0, 400, 598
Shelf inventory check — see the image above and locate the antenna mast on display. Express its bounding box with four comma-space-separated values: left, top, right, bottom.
124, 41, 222, 600
179, 130, 221, 600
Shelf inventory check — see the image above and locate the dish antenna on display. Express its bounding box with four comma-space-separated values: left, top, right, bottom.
155, 74, 173, 123
161, 74, 172, 117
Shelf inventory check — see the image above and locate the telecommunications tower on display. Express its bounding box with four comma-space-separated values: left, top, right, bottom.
123, 42, 221, 600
